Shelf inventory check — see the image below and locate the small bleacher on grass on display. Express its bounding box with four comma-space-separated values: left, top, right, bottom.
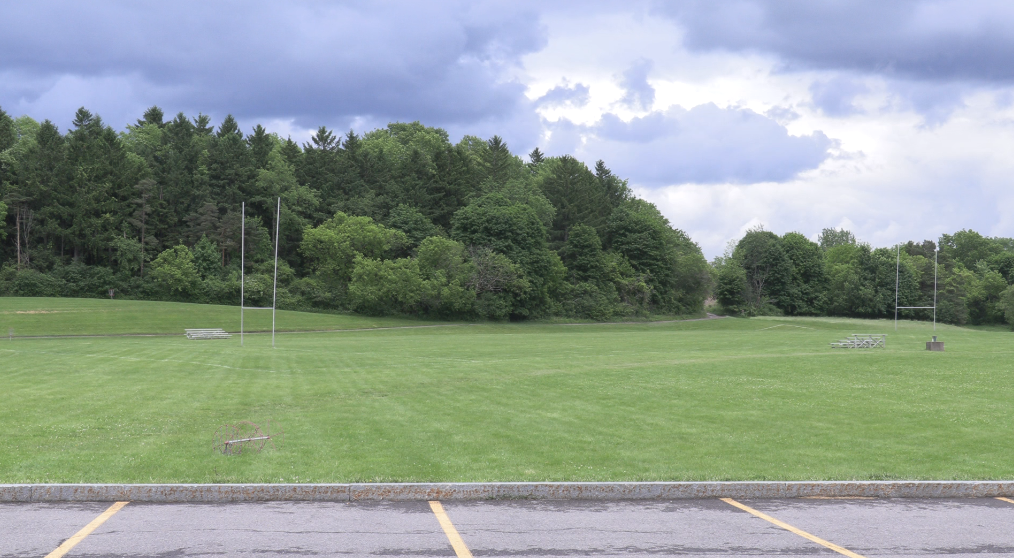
830, 333, 886, 349
185, 328, 231, 340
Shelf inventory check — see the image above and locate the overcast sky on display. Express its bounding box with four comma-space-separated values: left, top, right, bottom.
3, 0, 1013, 258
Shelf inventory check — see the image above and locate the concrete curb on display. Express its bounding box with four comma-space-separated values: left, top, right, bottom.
2, 482, 1013, 502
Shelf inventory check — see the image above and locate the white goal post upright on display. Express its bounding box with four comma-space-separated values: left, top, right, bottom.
240, 198, 282, 348
894, 243, 938, 332
272, 197, 280, 348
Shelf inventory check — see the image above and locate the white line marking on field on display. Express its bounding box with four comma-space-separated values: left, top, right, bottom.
759, 324, 816, 330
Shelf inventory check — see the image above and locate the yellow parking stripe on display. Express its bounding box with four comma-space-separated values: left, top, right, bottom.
46, 501, 129, 558
722, 497, 866, 558
429, 500, 474, 558
997, 497, 1014, 505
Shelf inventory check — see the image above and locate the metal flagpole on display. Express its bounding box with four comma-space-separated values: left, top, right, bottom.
241, 202, 245, 347
894, 245, 900, 331
272, 197, 280, 348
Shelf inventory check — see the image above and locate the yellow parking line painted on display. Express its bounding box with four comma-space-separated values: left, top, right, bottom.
803, 499, 876, 503
46, 501, 129, 558
997, 497, 1014, 505
721, 497, 866, 558
429, 500, 474, 558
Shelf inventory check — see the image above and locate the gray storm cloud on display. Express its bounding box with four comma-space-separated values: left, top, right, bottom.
0, 1, 547, 134
546, 104, 833, 186
661, 0, 1014, 82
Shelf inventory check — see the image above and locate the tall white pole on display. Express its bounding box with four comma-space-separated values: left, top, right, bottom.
241, 202, 245, 347
894, 245, 900, 331
933, 248, 938, 332
272, 197, 280, 348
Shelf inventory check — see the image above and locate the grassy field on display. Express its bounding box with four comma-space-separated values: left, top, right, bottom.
0, 297, 440, 336
2, 296, 1013, 483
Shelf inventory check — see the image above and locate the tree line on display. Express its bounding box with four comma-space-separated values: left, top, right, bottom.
4, 106, 1012, 328
0, 106, 710, 320
714, 227, 1014, 327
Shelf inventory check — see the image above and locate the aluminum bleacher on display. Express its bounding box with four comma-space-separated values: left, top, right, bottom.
185, 328, 231, 340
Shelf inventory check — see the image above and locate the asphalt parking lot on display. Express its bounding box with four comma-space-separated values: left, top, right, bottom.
6, 497, 1014, 557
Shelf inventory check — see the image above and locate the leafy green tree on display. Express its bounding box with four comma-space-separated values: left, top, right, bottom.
941, 229, 1003, 270
999, 285, 1014, 329
415, 236, 476, 317
192, 235, 220, 279
452, 192, 561, 317
63, 108, 142, 264
733, 229, 792, 311
0, 106, 16, 195
207, 114, 254, 210
128, 178, 157, 276
135, 106, 165, 127
300, 212, 408, 289
247, 124, 277, 170
0, 107, 15, 153
536, 156, 607, 247
594, 160, 630, 209
386, 204, 441, 247
428, 143, 477, 229
465, 246, 530, 320
715, 262, 748, 314
278, 137, 303, 169
607, 199, 709, 314
818, 228, 856, 250
822, 243, 904, 318
527, 147, 545, 172
560, 223, 606, 283
388, 148, 442, 215
986, 252, 1014, 284
477, 135, 524, 189
779, 232, 826, 314
348, 256, 423, 315
362, 121, 451, 165
255, 148, 319, 271
965, 263, 1008, 324
149, 244, 199, 297
936, 265, 974, 325
111, 235, 142, 276
452, 192, 548, 261
12, 120, 66, 262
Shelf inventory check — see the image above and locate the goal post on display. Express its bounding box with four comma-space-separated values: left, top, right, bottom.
894, 244, 938, 332
240, 198, 282, 348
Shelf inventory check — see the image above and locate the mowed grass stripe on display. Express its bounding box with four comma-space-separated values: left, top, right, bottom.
1, 299, 1013, 482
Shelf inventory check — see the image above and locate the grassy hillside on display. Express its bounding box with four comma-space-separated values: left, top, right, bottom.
0, 297, 443, 336
1, 298, 1012, 483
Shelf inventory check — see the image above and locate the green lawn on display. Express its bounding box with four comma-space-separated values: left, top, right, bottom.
2, 297, 1013, 483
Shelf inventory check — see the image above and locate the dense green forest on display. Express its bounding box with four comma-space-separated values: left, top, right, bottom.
2, 106, 1013, 327
0, 106, 710, 320
713, 227, 1014, 327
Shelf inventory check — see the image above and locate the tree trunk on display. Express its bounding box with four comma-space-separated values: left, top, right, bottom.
14, 206, 20, 271
139, 221, 145, 278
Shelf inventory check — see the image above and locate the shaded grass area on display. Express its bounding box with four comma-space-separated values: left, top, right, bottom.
0, 297, 443, 336
1, 299, 1013, 482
